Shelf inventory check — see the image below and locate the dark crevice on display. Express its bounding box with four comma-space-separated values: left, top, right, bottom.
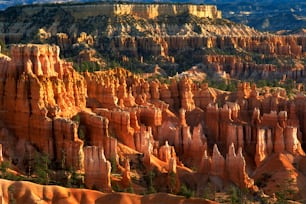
51, 118, 57, 162
27, 75, 32, 117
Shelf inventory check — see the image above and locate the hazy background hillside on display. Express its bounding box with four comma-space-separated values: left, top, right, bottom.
210, 0, 306, 33
0, 0, 305, 33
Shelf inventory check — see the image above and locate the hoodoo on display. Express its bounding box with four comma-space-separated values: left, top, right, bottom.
0, 1, 305, 203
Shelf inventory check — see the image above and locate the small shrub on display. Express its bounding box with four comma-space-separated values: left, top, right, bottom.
8, 185, 16, 204
179, 184, 194, 199
72, 115, 81, 124
145, 169, 157, 194
168, 171, 176, 193
228, 186, 251, 204
111, 182, 121, 192
33, 153, 51, 185
92, 184, 100, 191
229, 186, 240, 204
147, 185, 156, 194
125, 183, 134, 194
110, 157, 117, 173
0, 160, 10, 178
68, 168, 84, 188
202, 182, 216, 201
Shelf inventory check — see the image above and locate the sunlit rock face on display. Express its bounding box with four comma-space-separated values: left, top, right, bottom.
0, 42, 306, 201
65, 4, 222, 19
1, 2, 305, 84
0, 44, 86, 170
84, 146, 112, 192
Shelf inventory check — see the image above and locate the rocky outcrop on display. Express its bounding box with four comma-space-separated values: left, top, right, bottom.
85, 72, 118, 109
198, 143, 254, 189
179, 77, 195, 111
1, 3, 304, 85
84, 146, 112, 192
27, 44, 306, 201
94, 108, 135, 148
53, 118, 84, 170
159, 141, 175, 164
255, 128, 268, 167
0, 44, 86, 169
211, 144, 225, 178
0, 144, 3, 163
1, 42, 306, 199
201, 35, 305, 80
226, 144, 254, 188
0, 45, 125, 195
79, 111, 109, 146
284, 126, 300, 154
134, 125, 155, 155
60, 3, 222, 20
194, 83, 216, 110
188, 124, 207, 163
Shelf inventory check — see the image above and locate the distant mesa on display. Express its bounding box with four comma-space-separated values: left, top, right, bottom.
59, 3, 222, 19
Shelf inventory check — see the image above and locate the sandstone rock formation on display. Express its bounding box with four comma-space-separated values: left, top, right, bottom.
0, 44, 86, 170
84, 146, 112, 192
226, 144, 254, 189
210, 144, 225, 178
1, 2, 304, 85
0, 40, 306, 201
62, 3, 222, 20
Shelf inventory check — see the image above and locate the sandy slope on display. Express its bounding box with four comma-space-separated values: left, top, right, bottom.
0, 179, 216, 204
252, 153, 306, 201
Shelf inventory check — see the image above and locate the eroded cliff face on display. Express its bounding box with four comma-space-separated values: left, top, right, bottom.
82, 64, 306, 198
0, 45, 118, 193
0, 3, 304, 84
1, 44, 306, 201
61, 3, 221, 20
0, 44, 87, 170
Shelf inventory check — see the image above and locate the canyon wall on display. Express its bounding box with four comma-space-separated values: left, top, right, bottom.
30, 3, 222, 20
0, 44, 306, 198
0, 44, 87, 169
0, 3, 305, 199
0, 2, 304, 83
